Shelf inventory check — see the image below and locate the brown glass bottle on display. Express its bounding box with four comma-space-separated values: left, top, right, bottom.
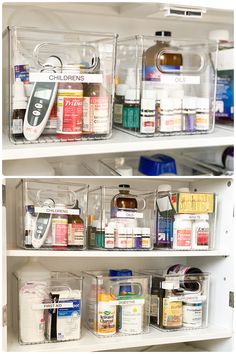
112, 184, 138, 210
143, 31, 183, 80
68, 200, 85, 249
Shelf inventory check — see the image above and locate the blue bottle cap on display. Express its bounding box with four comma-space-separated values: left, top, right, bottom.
138, 154, 177, 176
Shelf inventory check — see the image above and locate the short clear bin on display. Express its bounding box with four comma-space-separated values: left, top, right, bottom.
87, 184, 156, 250
83, 269, 151, 337
16, 179, 88, 250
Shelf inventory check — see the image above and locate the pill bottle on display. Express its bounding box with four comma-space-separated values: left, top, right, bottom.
52, 204, 68, 248
183, 300, 203, 328
173, 214, 192, 250
192, 214, 210, 250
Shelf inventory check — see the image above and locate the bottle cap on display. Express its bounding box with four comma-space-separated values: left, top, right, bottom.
155, 31, 172, 37
172, 98, 182, 109
160, 97, 173, 110
109, 269, 133, 277
126, 227, 133, 234
209, 29, 229, 42
141, 98, 156, 110
116, 84, 128, 96
117, 226, 127, 234
13, 78, 27, 110
157, 184, 172, 192
156, 89, 168, 100
119, 184, 130, 189
171, 89, 184, 99
141, 227, 151, 235
183, 97, 196, 110
133, 227, 142, 234
125, 89, 140, 102
196, 97, 209, 110
142, 90, 156, 100
139, 155, 177, 176
105, 226, 114, 233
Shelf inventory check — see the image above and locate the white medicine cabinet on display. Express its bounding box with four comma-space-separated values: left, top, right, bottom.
2, 1, 234, 176
3, 177, 234, 352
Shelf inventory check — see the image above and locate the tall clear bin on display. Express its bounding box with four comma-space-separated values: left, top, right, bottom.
87, 184, 156, 250
143, 266, 209, 331
155, 187, 217, 250
15, 179, 88, 250
13, 259, 83, 344
114, 34, 218, 137
5, 26, 117, 143
83, 269, 151, 336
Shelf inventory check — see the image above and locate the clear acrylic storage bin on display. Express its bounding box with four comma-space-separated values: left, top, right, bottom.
155, 190, 217, 250
114, 35, 218, 137
15, 179, 88, 250
143, 267, 209, 331
87, 185, 156, 250
14, 270, 83, 344
83, 270, 151, 337
5, 26, 117, 144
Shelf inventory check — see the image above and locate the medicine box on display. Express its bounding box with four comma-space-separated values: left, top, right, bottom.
87, 185, 156, 250
15, 179, 88, 250
143, 269, 209, 331
155, 191, 216, 250
4, 26, 117, 144
83, 270, 151, 337
114, 35, 218, 137
13, 271, 83, 344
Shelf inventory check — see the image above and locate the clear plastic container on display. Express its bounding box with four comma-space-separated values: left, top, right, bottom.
142, 267, 209, 331
14, 263, 83, 344
15, 179, 88, 250
5, 26, 117, 144
83, 270, 151, 337
87, 185, 156, 250
155, 190, 217, 250
115, 35, 218, 137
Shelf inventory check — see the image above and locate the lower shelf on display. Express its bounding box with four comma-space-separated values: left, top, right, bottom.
8, 325, 232, 352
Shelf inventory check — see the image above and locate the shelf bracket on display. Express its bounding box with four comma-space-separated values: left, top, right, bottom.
2, 184, 6, 207
2, 304, 7, 327
229, 291, 234, 308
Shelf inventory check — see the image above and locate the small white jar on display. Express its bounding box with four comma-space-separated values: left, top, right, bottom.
173, 214, 192, 250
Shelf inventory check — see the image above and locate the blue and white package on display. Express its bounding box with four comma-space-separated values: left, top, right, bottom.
47, 290, 81, 341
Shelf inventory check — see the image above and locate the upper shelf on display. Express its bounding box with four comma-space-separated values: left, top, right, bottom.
2, 127, 234, 161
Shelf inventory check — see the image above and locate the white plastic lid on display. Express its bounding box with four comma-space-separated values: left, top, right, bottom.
105, 226, 114, 233
15, 258, 51, 281
141, 227, 151, 234
13, 78, 27, 110
177, 187, 190, 192
160, 97, 173, 110
126, 227, 133, 234
116, 84, 128, 96
141, 98, 156, 110
172, 98, 182, 109
173, 89, 185, 99
158, 184, 172, 192
125, 89, 140, 102
196, 97, 209, 110
133, 227, 142, 234
209, 29, 229, 42
117, 226, 127, 234
92, 220, 105, 229
156, 89, 168, 100
142, 90, 156, 100
116, 166, 133, 176
183, 97, 196, 109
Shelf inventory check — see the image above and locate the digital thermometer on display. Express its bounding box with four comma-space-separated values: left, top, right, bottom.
23, 56, 62, 141
32, 198, 55, 249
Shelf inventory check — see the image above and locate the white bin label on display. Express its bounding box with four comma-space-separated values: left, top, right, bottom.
116, 211, 143, 219
32, 302, 74, 310
160, 75, 200, 85
29, 72, 103, 83
34, 206, 80, 215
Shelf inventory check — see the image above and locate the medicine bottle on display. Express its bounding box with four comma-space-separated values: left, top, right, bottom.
68, 200, 84, 249
52, 204, 68, 248
192, 214, 210, 250
114, 84, 128, 125
172, 98, 182, 132
162, 281, 183, 329
155, 89, 168, 132
143, 31, 183, 81
159, 98, 174, 133
183, 300, 203, 328
83, 83, 109, 135
122, 89, 140, 130
141, 227, 151, 249
140, 98, 156, 134
195, 97, 210, 131
156, 184, 174, 248
182, 97, 196, 132
57, 65, 83, 139
173, 214, 192, 250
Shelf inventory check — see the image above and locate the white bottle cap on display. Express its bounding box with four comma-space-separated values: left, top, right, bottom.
117, 226, 127, 234
156, 89, 168, 100
133, 227, 142, 234
209, 29, 229, 42
172, 98, 182, 109
141, 227, 151, 234
173, 89, 185, 99
178, 187, 190, 192
141, 98, 156, 110
125, 89, 140, 102
142, 90, 156, 100
183, 97, 196, 109
196, 97, 209, 110
160, 97, 173, 110
116, 84, 128, 96
13, 78, 27, 110
116, 166, 133, 176
105, 226, 114, 233
158, 184, 172, 192
126, 227, 133, 234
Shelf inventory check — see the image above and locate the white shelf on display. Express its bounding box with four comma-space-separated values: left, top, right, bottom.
7, 249, 229, 257
2, 127, 234, 161
8, 325, 232, 352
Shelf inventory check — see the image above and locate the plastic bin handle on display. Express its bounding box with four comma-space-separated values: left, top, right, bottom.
112, 195, 146, 211
35, 189, 77, 208
110, 281, 143, 297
